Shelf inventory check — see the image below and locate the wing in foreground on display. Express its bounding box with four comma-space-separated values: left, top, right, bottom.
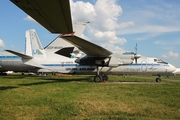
11, 0, 73, 33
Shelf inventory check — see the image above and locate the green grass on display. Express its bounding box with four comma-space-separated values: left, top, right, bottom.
0, 74, 180, 120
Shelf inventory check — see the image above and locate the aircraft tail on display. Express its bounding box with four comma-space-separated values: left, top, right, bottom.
73, 21, 89, 37
25, 29, 47, 58
44, 22, 89, 53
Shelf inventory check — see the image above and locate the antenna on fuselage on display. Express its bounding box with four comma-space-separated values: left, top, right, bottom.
134, 43, 137, 55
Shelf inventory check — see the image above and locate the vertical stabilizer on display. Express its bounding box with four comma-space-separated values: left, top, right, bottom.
73, 21, 89, 37
25, 29, 46, 58
44, 22, 89, 53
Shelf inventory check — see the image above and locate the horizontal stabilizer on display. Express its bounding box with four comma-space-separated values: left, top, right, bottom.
55, 47, 74, 58
5, 50, 32, 59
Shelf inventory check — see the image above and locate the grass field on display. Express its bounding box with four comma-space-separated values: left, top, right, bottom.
0, 74, 180, 120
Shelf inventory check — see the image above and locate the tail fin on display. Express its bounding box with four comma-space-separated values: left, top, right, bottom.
44, 21, 89, 53
73, 21, 89, 37
25, 29, 46, 58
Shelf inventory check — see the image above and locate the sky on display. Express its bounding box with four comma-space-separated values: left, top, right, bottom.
0, 0, 180, 67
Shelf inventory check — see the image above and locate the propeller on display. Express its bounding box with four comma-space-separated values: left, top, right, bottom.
134, 43, 141, 64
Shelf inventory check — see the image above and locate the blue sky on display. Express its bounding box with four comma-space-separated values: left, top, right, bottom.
0, 0, 180, 67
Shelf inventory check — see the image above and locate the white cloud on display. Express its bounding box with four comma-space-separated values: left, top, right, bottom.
115, 1, 180, 38
24, 15, 37, 23
100, 43, 126, 52
70, 0, 128, 49
93, 0, 123, 31
70, 0, 96, 22
0, 39, 5, 48
118, 21, 134, 29
162, 51, 179, 59
87, 26, 127, 45
154, 41, 167, 45
154, 39, 180, 46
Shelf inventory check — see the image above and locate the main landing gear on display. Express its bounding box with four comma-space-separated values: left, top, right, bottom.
94, 66, 108, 82
156, 74, 161, 82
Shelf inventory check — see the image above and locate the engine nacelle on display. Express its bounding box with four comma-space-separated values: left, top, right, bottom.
109, 52, 136, 66
75, 56, 110, 66
95, 58, 110, 65
75, 52, 140, 67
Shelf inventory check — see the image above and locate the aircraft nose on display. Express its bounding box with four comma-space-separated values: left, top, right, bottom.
168, 64, 176, 73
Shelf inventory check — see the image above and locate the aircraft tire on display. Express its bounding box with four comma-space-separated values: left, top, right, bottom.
102, 75, 108, 81
94, 75, 102, 82
156, 78, 161, 82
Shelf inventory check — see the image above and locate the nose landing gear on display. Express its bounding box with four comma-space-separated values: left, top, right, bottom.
156, 74, 161, 82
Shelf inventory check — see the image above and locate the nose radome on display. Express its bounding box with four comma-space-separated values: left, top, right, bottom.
168, 64, 176, 73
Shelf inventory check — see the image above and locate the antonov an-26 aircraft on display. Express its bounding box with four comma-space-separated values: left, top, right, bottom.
9, 0, 176, 82
7, 29, 176, 82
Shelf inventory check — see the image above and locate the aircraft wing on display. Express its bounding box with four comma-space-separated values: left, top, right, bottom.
5, 50, 32, 59
11, 0, 112, 57
10, 0, 73, 34
61, 35, 112, 57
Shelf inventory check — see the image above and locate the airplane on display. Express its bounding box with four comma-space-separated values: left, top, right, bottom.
0, 21, 88, 75
5, 29, 176, 82
0, 50, 37, 75
9, 0, 176, 82
173, 68, 180, 75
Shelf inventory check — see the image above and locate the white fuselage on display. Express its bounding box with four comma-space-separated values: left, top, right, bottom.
0, 51, 37, 73
37, 55, 176, 76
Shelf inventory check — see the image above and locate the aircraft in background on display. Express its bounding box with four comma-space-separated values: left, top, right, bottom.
6, 29, 176, 82
0, 51, 37, 75
0, 21, 88, 75
10, 0, 176, 82
173, 68, 180, 75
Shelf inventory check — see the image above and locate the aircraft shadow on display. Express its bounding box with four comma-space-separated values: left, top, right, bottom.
0, 75, 38, 79
0, 86, 18, 91
18, 76, 94, 86
43, 76, 93, 82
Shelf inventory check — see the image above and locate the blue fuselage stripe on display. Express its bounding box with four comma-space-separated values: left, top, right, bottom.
0, 56, 21, 60
41, 63, 168, 67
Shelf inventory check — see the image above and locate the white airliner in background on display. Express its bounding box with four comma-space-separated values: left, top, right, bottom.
6, 29, 176, 82
9, 0, 176, 82
173, 68, 180, 75
0, 51, 36, 75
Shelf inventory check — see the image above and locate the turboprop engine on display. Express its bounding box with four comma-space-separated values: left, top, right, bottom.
75, 56, 111, 66
75, 52, 141, 67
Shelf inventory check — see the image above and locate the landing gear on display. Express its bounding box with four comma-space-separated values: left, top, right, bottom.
93, 66, 108, 82
156, 74, 161, 82
0, 72, 7, 76
94, 75, 102, 82
94, 74, 108, 82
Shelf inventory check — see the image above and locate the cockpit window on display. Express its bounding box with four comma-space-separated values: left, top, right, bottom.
155, 59, 168, 64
